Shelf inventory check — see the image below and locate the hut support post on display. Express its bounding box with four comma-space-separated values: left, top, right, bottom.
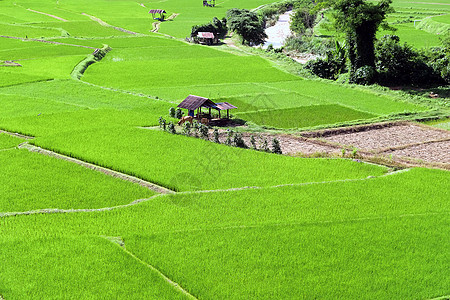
227, 109, 229, 119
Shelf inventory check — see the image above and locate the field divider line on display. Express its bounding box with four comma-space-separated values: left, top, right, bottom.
18, 142, 174, 194
26, 9, 68, 22
102, 237, 198, 300
0, 162, 409, 218
151, 211, 450, 236
376, 137, 450, 154
0, 35, 97, 49
0, 194, 164, 218
81, 13, 138, 35
78, 80, 178, 103
0, 129, 34, 140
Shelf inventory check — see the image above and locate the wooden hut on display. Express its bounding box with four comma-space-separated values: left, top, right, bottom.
177, 95, 218, 118
215, 102, 237, 119
149, 9, 166, 21
197, 32, 218, 45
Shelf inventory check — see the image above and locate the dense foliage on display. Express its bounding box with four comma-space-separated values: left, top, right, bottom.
226, 8, 267, 45
190, 17, 228, 40
332, 0, 393, 83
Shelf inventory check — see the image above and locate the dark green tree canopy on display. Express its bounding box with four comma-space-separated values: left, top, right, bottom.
332, 0, 393, 83
226, 8, 267, 46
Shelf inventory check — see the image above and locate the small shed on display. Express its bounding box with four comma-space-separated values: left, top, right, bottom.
197, 32, 218, 45
149, 9, 166, 21
177, 95, 218, 117
203, 0, 216, 7
215, 102, 237, 119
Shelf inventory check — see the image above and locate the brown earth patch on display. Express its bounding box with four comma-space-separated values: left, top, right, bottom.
320, 123, 449, 151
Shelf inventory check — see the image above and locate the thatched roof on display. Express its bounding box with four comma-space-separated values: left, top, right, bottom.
215, 102, 237, 110
177, 95, 218, 111
149, 9, 166, 14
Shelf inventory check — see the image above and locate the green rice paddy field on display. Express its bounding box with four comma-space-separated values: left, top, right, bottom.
0, 0, 448, 298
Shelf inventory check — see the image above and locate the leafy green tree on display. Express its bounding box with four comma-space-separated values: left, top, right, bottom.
290, 7, 316, 35
191, 17, 227, 40
226, 8, 267, 45
332, 0, 393, 83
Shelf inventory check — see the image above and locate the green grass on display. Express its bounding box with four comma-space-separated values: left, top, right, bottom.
0, 71, 50, 87
0, 168, 448, 299
237, 104, 376, 129
0, 133, 24, 149
0, 23, 64, 39
422, 118, 450, 130
0, 0, 448, 298
32, 128, 387, 191
0, 236, 185, 299
0, 149, 156, 212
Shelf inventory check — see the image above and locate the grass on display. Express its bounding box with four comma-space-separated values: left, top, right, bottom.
237, 104, 376, 129
0, 168, 448, 299
422, 118, 450, 130
0, 236, 185, 299
0, 0, 448, 298
0, 133, 24, 149
0, 149, 156, 212
32, 128, 387, 191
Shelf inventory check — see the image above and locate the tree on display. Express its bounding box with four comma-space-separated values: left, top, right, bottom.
191, 17, 227, 40
290, 7, 316, 35
332, 0, 393, 83
226, 8, 267, 46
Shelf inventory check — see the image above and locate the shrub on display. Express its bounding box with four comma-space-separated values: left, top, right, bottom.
159, 117, 166, 130
167, 122, 176, 134
199, 124, 209, 140
182, 122, 191, 136
351, 65, 376, 85
225, 130, 233, 146
304, 41, 347, 80
213, 128, 220, 143
233, 133, 248, 148
260, 137, 270, 152
175, 108, 184, 119
250, 135, 257, 149
375, 35, 443, 86
290, 8, 316, 35
169, 107, 175, 118
271, 138, 282, 154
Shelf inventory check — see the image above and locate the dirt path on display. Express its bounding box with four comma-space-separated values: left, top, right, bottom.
18, 142, 174, 194
82, 13, 138, 35
27, 8, 68, 21
0, 35, 97, 49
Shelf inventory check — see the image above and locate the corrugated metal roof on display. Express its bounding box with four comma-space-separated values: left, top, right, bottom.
177, 95, 218, 111
215, 102, 237, 110
197, 32, 215, 39
149, 9, 166, 14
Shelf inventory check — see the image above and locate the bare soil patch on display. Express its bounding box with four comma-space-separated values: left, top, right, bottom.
321, 123, 449, 151
205, 121, 449, 169
213, 130, 341, 155
384, 140, 450, 164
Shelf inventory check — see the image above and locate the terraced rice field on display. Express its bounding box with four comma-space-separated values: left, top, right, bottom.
0, 0, 448, 298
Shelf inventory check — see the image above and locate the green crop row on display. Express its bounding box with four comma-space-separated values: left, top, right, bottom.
32, 127, 387, 191
0, 168, 448, 298
0, 133, 24, 149
0, 149, 155, 212
237, 104, 376, 129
